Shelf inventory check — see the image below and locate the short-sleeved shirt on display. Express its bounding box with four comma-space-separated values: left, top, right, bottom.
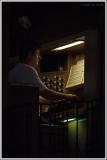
9, 63, 48, 91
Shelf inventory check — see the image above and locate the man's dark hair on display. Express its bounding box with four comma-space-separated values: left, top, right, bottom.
19, 39, 40, 62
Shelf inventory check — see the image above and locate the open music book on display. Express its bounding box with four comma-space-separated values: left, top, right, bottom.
65, 58, 84, 88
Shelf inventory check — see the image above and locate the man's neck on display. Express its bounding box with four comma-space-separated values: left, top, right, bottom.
23, 60, 35, 68
23, 63, 35, 70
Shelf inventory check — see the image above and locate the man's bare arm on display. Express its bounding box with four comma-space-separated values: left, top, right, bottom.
39, 96, 51, 104
40, 88, 78, 101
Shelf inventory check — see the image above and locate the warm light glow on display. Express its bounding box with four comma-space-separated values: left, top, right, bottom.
52, 41, 84, 51
61, 118, 76, 123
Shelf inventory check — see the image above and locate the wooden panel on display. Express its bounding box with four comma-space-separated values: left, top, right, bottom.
2, 85, 39, 157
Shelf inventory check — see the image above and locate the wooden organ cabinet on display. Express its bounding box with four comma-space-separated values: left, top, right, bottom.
38, 30, 103, 158
40, 29, 101, 101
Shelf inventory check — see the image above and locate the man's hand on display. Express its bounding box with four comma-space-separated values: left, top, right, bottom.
39, 96, 51, 104
65, 94, 79, 101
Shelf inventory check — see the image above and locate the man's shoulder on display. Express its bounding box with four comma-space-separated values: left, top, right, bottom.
10, 63, 36, 72
9, 63, 39, 83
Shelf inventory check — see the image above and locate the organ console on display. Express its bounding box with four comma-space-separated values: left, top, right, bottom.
39, 35, 85, 115
38, 30, 103, 158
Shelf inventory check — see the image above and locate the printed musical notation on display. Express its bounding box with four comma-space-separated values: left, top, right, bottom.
66, 59, 84, 88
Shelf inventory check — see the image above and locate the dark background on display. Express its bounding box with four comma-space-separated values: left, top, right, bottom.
2, 2, 105, 57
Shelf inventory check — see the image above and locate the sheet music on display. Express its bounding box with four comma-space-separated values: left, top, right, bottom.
66, 59, 84, 88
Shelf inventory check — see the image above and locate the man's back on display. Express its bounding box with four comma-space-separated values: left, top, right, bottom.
9, 63, 47, 91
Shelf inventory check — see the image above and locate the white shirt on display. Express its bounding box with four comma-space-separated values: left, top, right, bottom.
9, 63, 48, 91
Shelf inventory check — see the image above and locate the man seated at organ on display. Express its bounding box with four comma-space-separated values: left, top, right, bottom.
9, 39, 78, 104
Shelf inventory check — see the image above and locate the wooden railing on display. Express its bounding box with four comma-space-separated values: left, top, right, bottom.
39, 99, 102, 158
